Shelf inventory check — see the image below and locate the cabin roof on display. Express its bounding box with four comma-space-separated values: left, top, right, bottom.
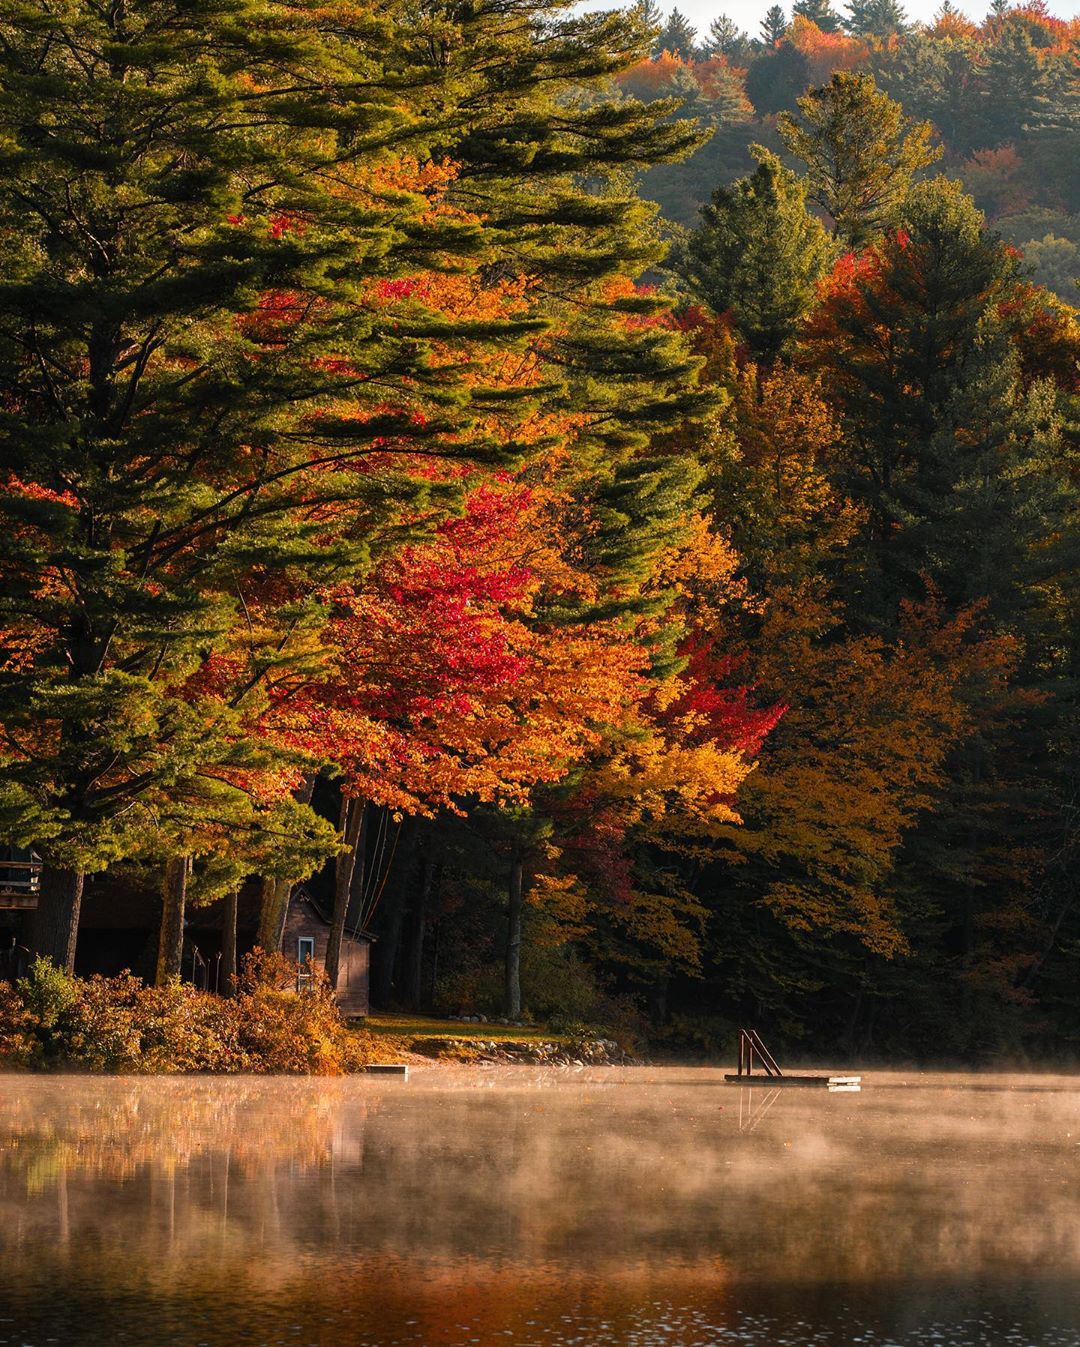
289, 888, 376, 942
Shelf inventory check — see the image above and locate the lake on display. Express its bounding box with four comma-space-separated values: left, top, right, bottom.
1, 1067, 1078, 1346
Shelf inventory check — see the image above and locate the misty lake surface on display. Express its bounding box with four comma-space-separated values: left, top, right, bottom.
1, 1068, 1079, 1346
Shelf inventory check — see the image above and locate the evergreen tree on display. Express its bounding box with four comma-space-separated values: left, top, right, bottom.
872, 32, 984, 156
793, 0, 844, 32
696, 61, 757, 126
704, 13, 750, 58
777, 72, 940, 246
844, 0, 909, 36
637, 0, 664, 36
980, 21, 1060, 146
796, 178, 1078, 1051
676, 150, 835, 361
745, 42, 811, 116
802, 178, 1021, 609
0, 0, 435, 965
655, 7, 699, 58
759, 4, 790, 45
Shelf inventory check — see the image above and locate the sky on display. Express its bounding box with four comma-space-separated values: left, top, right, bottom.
591, 0, 1080, 36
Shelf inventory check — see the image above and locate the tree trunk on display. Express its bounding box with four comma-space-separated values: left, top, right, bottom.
255, 772, 316, 952
255, 876, 292, 953
504, 850, 523, 1020
29, 865, 85, 972
406, 853, 434, 1011
326, 796, 366, 990
156, 856, 188, 986
221, 888, 239, 997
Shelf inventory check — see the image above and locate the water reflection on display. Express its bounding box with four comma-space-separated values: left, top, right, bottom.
1, 1068, 1079, 1345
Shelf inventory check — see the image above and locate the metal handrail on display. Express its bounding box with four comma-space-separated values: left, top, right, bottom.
0, 940, 31, 982
736, 1028, 784, 1078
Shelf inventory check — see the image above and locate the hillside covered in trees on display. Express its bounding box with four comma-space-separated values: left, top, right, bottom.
0, 0, 1077, 1064
632, 0, 1080, 304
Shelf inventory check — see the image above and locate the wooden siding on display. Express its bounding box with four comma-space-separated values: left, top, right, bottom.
282, 895, 370, 1018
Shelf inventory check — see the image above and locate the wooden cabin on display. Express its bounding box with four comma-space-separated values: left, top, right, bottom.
0, 872, 373, 1018
283, 889, 371, 1018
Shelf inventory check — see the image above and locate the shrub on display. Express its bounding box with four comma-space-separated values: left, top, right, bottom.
0, 979, 36, 1067
0, 954, 404, 1075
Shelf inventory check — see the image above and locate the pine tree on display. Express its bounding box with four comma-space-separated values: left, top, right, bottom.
760, 4, 790, 45
637, 0, 664, 36
711, 176, 1079, 1053
745, 42, 811, 116
804, 189, 1077, 641
872, 32, 984, 156
655, 7, 699, 58
793, 0, 844, 32
777, 72, 941, 246
0, 0, 435, 965
704, 13, 750, 58
696, 60, 756, 127
844, 0, 909, 36
979, 21, 1060, 146
676, 150, 835, 361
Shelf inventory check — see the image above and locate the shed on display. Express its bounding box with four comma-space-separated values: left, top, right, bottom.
282, 888, 373, 1019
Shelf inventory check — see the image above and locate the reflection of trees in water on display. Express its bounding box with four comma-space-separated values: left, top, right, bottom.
2, 1071, 1080, 1315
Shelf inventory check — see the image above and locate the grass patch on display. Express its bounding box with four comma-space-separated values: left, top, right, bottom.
362, 1012, 566, 1044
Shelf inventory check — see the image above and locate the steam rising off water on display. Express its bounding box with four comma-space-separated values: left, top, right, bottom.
1, 1068, 1079, 1345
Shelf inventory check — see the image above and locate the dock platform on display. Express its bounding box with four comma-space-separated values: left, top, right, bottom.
723, 1073, 861, 1088
726, 1029, 861, 1090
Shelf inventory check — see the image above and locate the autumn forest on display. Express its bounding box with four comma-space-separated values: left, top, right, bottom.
0, 0, 1077, 1065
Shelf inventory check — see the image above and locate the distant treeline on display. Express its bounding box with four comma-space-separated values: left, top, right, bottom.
629, 0, 1080, 302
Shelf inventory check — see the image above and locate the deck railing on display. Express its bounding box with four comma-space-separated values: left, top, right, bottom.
0, 860, 41, 897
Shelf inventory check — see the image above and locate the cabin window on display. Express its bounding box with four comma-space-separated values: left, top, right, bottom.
296, 936, 316, 993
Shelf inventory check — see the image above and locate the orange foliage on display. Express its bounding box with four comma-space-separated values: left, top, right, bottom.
789, 17, 870, 84
931, 8, 979, 38
958, 146, 1032, 219
990, 3, 1080, 52
615, 54, 752, 119
616, 52, 693, 97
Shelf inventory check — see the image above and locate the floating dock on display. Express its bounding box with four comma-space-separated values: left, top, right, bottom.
723, 1073, 861, 1088
724, 1029, 861, 1090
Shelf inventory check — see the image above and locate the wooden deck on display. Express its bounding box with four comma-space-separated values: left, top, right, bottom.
0, 891, 37, 909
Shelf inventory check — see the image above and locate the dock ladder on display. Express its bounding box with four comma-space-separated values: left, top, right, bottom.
736, 1028, 783, 1078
